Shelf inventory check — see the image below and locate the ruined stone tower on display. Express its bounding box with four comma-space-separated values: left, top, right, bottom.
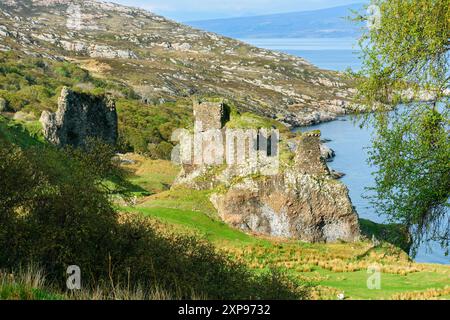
193, 99, 230, 132
174, 100, 360, 243
40, 87, 118, 147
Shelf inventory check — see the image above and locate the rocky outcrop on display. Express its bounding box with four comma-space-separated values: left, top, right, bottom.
40, 87, 118, 147
320, 143, 335, 161
210, 173, 360, 242
173, 103, 361, 243
294, 133, 330, 176
210, 134, 360, 243
59, 40, 138, 59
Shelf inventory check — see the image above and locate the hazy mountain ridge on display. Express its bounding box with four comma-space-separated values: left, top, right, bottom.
0, 0, 356, 126
187, 4, 364, 39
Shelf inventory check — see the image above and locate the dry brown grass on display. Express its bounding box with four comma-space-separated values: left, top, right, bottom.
0, 265, 46, 291
68, 58, 113, 77
309, 286, 341, 300
0, 264, 206, 300
221, 241, 435, 276
390, 286, 450, 300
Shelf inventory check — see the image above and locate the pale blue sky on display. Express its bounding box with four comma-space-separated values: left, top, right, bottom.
112, 0, 364, 21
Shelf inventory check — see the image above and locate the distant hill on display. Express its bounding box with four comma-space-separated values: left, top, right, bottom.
187, 4, 364, 39
0, 0, 356, 128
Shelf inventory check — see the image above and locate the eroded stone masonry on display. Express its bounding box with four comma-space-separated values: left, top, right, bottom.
40, 87, 118, 147
193, 100, 230, 132
174, 100, 361, 243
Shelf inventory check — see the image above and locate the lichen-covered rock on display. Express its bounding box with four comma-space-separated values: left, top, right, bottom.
294, 133, 330, 176
40, 87, 118, 147
320, 143, 335, 160
59, 40, 138, 59
208, 136, 360, 243
210, 172, 360, 242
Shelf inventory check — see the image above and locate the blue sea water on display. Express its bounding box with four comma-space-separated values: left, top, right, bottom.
242, 38, 449, 264
240, 38, 362, 71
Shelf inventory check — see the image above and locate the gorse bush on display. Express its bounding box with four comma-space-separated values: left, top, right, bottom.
0, 137, 307, 299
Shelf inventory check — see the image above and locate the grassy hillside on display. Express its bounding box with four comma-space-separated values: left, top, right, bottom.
122, 159, 450, 300
0, 0, 357, 127
131, 205, 449, 300
1, 0, 447, 302
1, 114, 449, 300
0, 117, 309, 300
0, 116, 44, 147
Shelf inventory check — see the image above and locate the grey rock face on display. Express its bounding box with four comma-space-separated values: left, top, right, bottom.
288, 139, 335, 161
320, 143, 335, 161
210, 172, 360, 243
209, 136, 359, 243
40, 87, 118, 147
294, 133, 330, 176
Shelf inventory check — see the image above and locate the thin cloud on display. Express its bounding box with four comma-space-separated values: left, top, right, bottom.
112, 0, 364, 21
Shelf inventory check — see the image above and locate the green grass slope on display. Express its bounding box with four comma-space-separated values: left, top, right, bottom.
0, 116, 44, 147
122, 159, 450, 300
131, 204, 449, 300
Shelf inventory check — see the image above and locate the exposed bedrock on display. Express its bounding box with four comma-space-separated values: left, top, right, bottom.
209, 134, 360, 243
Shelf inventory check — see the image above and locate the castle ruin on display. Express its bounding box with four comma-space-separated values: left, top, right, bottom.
193, 100, 230, 132
40, 87, 118, 148
173, 99, 361, 243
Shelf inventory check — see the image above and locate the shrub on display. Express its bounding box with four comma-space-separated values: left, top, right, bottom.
0, 139, 307, 299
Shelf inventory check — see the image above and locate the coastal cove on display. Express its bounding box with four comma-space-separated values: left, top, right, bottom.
242, 37, 449, 265
1, 0, 449, 301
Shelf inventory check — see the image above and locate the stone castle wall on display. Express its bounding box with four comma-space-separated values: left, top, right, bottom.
193, 100, 230, 132
174, 100, 361, 243
40, 87, 118, 147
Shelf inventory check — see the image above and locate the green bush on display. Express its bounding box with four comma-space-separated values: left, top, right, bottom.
0, 138, 307, 299
116, 98, 192, 158
0, 143, 119, 281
